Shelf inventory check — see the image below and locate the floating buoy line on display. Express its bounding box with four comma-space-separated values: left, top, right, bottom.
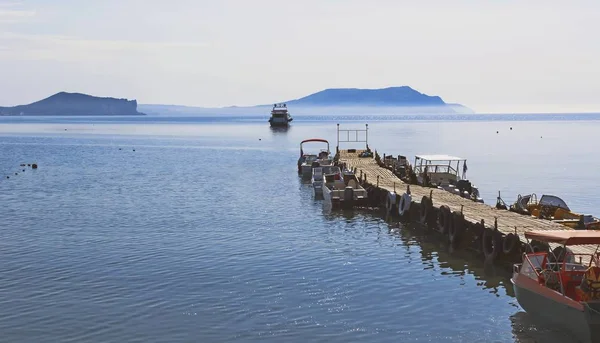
1, 162, 38, 182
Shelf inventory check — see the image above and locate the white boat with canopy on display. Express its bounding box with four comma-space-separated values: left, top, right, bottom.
413, 154, 483, 203
297, 138, 332, 178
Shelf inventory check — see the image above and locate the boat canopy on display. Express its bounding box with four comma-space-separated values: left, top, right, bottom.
525, 230, 600, 246
415, 154, 465, 162
413, 154, 469, 180
301, 138, 329, 145
300, 139, 330, 157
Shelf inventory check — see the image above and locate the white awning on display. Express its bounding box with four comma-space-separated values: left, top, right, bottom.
415, 154, 465, 162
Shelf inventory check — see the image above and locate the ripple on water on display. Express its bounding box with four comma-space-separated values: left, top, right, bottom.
0, 126, 592, 342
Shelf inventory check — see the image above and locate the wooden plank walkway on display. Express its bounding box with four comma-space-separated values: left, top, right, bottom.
339, 149, 598, 260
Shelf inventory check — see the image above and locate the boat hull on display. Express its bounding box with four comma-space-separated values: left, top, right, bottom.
301, 165, 312, 179
312, 181, 323, 197
512, 276, 600, 343
269, 120, 291, 127
322, 184, 368, 210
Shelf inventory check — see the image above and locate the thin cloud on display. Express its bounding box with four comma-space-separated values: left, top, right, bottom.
0, 32, 206, 49
0, 1, 35, 23
0, 32, 208, 61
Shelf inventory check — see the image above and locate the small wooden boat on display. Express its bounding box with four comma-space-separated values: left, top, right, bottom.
512, 230, 600, 343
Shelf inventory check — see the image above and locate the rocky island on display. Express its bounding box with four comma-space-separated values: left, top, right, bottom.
0, 92, 145, 116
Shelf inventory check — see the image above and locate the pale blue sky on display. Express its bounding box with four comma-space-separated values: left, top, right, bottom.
1, 0, 599, 113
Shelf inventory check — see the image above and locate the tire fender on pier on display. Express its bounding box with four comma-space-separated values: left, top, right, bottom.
482, 227, 503, 261
398, 193, 411, 217
386, 192, 396, 215
449, 211, 465, 246
419, 196, 431, 225
502, 233, 520, 255
438, 205, 451, 234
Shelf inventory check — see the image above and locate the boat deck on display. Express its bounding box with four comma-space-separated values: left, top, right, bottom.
339, 149, 598, 263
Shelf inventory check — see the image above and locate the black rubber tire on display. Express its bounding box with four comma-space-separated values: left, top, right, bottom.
502, 233, 519, 255
449, 211, 464, 247
482, 228, 503, 261
438, 205, 450, 234
419, 196, 430, 225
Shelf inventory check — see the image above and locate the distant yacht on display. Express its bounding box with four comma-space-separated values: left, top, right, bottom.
268, 103, 293, 127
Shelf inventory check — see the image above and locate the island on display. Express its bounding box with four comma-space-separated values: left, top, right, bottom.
0, 92, 145, 116
139, 86, 473, 116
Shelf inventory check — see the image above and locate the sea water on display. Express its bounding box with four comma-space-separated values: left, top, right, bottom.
1, 114, 598, 342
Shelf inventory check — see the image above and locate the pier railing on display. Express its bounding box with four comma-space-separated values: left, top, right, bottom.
336, 123, 368, 151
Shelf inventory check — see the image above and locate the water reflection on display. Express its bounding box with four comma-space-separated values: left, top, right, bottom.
316, 201, 580, 341
510, 311, 577, 343
270, 125, 291, 134
390, 222, 513, 294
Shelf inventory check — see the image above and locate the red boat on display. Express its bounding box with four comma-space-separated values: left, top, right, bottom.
512, 230, 600, 343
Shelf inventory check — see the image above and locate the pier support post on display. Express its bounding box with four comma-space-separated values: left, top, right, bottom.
377, 175, 380, 188
406, 184, 411, 195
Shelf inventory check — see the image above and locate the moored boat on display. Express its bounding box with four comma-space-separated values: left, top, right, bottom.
268, 103, 293, 127
297, 138, 332, 178
510, 194, 600, 230
413, 154, 483, 203
322, 170, 368, 209
312, 165, 341, 198
512, 230, 600, 343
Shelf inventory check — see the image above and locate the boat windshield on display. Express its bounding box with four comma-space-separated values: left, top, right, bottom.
539, 195, 570, 211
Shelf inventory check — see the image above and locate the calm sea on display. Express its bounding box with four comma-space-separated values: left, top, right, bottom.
1, 113, 599, 343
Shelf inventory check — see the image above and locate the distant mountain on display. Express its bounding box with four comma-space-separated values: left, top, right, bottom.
140, 86, 472, 116
281, 86, 445, 107
0, 92, 145, 116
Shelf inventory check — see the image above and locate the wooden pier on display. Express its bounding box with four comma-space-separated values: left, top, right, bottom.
337, 148, 598, 264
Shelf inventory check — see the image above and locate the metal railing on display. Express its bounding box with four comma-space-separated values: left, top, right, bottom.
336, 123, 368, 150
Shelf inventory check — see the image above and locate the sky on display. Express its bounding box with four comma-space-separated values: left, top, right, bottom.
0, 0, 599, 113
